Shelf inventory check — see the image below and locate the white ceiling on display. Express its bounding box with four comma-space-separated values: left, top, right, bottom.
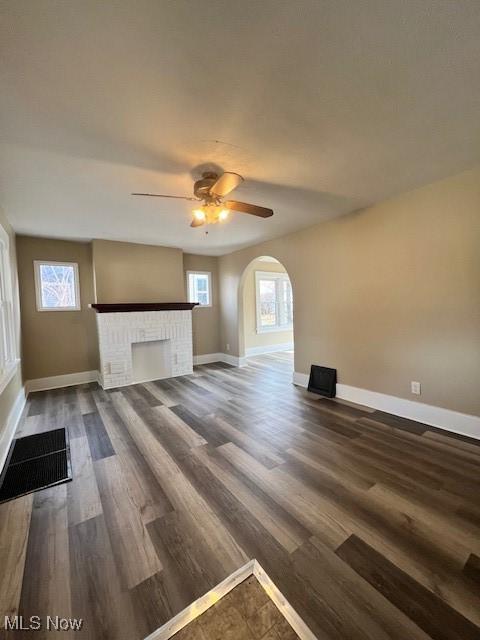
1, 1, 479, 255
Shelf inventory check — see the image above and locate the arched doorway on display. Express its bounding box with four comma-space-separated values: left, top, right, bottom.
238, 256, 294, 370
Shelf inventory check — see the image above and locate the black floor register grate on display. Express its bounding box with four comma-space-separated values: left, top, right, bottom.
0, 428, 72, 503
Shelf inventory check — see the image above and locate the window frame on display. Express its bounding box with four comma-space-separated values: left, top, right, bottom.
186, 270, 212, 308
34, 260, 81, 312
0, 225, 19, 393
255, 270, 293, 334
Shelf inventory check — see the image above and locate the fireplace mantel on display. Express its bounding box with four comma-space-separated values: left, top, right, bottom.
90, 302, 198, 313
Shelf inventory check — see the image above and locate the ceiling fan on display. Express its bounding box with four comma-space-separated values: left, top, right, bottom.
132, 171, 273, 227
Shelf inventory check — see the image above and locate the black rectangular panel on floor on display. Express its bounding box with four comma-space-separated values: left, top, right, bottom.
308, 365, 337, 398
9, 427, 67, 464
0, 428, 72, 504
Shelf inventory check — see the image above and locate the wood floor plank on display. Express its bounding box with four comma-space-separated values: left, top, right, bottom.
69, 515, 138, 640
193, 445, 307, 553
277, 454, 480, 624
463, 554, 480, 585
96, 401, 173, 524
201, 444, 312, 543
293, 427, 440, 492
207, 414, 285, 469
170, 404, 230, 447
15, 413, 45, 438
422, 429, 480, 465
26, 391, 46, 416
132, 383, 163, 407
147, 510, 228, 611
0, 494, 33, 627
293, 537, 432, 640
2, 352, 479, 640
93, 454, 162, 589
354, 431, 480, 484
83, 411, 115, 461
18, 484, 71, 639
286, 446, 374, 492
368, 483, 480, 558
62, 401, 86, 439
111, 393, 248, 576
369, 410, 428, 434
153, 405, 207, 448
336, 534, 480, 640
143, 381, 177, 407
130, 571, 175, 639
218, 442, 350, 551
67, 434, 103, 527
76, 384, 97, 415
163, 450, 329, 640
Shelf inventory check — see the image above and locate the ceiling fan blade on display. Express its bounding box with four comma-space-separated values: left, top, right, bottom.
190, 217, 205, 228
132, 193, 198, 201
209, 172, 244, 197
225, 200, 274, 218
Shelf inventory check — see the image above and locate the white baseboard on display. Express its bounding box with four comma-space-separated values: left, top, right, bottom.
25, 370, 99, 394
292, 372, 310, 387
245, 342, 294, 357
193, 353, 224, 365
292, 371, 480, 440
221, 353, 247, 367
0, 386, 27, 474
193, 353, 247, 367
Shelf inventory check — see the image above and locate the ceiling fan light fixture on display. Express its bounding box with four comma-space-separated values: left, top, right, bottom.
133, 170, 274, 226
192, 204, 230, 226
193, 208, 206, 221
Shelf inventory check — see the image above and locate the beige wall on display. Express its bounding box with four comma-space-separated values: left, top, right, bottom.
183, 253, 221, 356
92, 239, 185, 303
10, 165, 480, 417
16, 239, 214, 381
0, 207, 23, 436
219, 166, 480, 416
242, 259, 293, 351
16, 236, 98, 380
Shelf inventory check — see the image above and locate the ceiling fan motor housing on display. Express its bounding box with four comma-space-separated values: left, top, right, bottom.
193, 172, 219, 201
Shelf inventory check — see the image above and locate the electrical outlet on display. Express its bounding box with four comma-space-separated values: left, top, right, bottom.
226, 343, 230, 351
411, 381, 421, 395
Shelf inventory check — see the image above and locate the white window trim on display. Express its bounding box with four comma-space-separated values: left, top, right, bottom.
34, 260, 81, 311
186, 270, 212, 308
0, 225, 19, 392
255, 270, 293, 334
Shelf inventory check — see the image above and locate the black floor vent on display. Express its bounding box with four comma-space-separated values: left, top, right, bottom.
0, 428, 72, 504
308, 365, 337, 398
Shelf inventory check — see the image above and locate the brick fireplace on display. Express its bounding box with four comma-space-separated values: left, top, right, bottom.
91, 303, 197, 389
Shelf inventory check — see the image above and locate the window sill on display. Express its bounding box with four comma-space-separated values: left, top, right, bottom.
256, 325, 293, 334
0, 359, 20, 395
36, 306, 82, 312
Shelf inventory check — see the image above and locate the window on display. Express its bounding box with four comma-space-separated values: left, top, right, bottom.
0, 226, 18, 389
187, 271, 212, 307
255, 271, 293, 332
34, 261, 81, 311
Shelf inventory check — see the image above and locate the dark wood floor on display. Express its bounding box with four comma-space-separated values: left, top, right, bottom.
1, 352, 480, 639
